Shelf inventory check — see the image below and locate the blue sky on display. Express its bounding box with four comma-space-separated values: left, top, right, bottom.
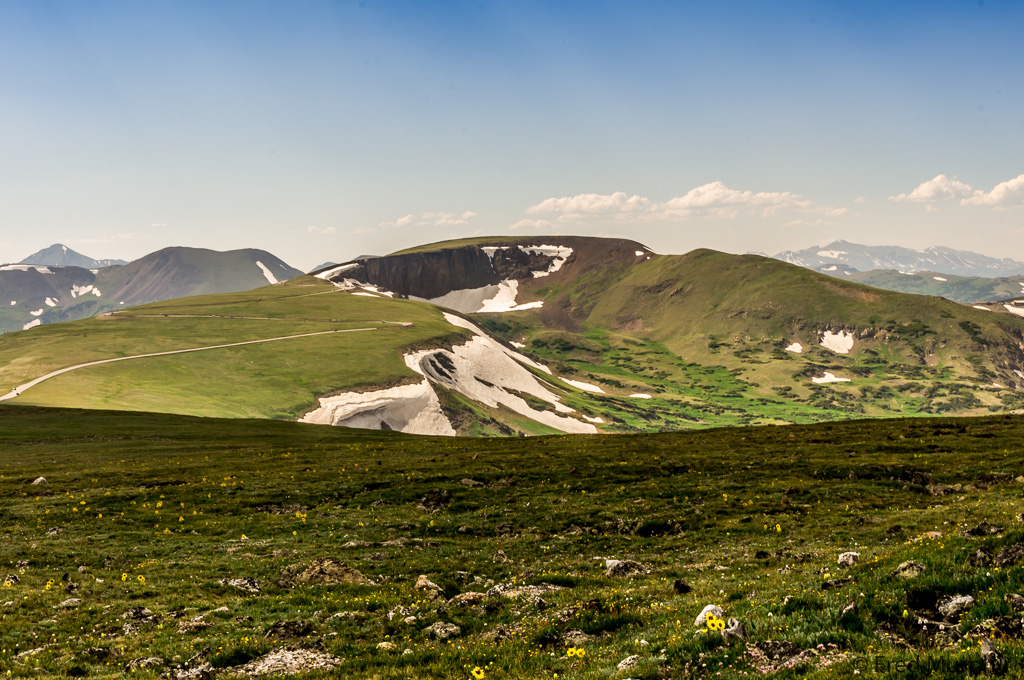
1, 0, 1022, 269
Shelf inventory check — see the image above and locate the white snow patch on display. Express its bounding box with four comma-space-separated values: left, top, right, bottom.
9, 301, 15, 306
421, 280, 543, 314
817, 250, 847, 259
785, 342, 803, 353
22, 319, 41, 330
932, 276, 947, 282
29, 309, 44, 317
481, 246, 506, 260
1, 264, 52, 274
300, 380, 455, 435
1014, 370, 1024, 379
992, 383, 1006, 389
405, 317, 595, 434
520, 245, 573, 278
582, 415, 604, 424
70, 284, 97, 298
820, 330, 854, 354
821, 265, 838, 272
973, 305, 992, 311
360, 286, 394, 297
315, 263, 359, 280
443, 313, 552, 374
635, 250, 645, 257
119, 301, 124, 305
560, 378, 606, 394
255, 260, 278, 284
811, 372, 851, 384
1003, 305, 1024, 318
510, 341, 526, 348
44, 297, 57, 307
351, 292, 379, 297
899, 271, 916, 276
630, 393, 652, 399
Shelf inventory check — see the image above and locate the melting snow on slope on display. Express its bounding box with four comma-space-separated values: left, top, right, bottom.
973, 305, 991, 311
820, 330, 854, 354
785, 342, 803, 353
510, 341, 526, 348
630, 393, 652, 399
811, 372, 851, 384
22, 320, 41, 330
1004, 304, 1024, 318
817, 250, 847, 259
444, 313, 552, 374
423, 280, 543, 314
255, 261, 279, 284
520, 245, 573, 278
582, 415, 604, 424
635, 250, 645, 257
44, 297, 57, 307
9, 301, 15, 306
560, 378, 606, 393
932, 276, 948, 282
315, 263, 359, 280
70, 284, 99, 298
351, 292, 379, 297
29, 309, 44, 317
300, 380, 455, 435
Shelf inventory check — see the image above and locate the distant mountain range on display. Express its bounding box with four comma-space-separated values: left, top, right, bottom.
0, 245, 302, 333
773, 240, 1024, 278
19, 243, 128, 268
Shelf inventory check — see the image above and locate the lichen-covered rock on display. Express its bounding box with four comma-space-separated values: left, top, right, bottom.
695, 604, 724, 627
892, 561, 926, 579
937, 595, 974, 621
231, 647, 343, 677
837, 552, 859, 567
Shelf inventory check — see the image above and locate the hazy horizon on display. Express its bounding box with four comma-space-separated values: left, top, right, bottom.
2, 1, 1022, 270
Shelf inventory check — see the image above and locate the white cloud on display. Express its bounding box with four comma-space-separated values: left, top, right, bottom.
890, 174, 976, 202
892, 173, 1024, 208
377, 210, 477, 231
526, 182, 838, 222
961, 173, 1024, 206
509, 218, 554, 231
307, 226, 336, 235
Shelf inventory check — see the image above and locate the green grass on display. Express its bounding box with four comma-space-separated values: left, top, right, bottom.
2, 405, 1023, 678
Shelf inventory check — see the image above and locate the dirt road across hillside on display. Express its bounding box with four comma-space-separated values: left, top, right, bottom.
1, 324, 408, 402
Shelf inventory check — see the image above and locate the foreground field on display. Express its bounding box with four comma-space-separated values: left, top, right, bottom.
1, 406, 1023, 678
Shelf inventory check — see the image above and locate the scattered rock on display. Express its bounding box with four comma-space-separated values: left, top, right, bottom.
938, 595, 975, 621
723, 618, 747, 643
3, 574, 19, 586
220, 577, 260, 593
122, 606, 155, 620
327, 611, 368, 621
31, 477, 48, 485
822, 577, 853, 590
981, 638, 1007, 674
479, 624, 513, 643
54, 598, 80, 609
695, 604, 724, 627
178, 615, 212, 633
426, 621, 461, 640
340, 540, 372, 549
387, 605, 413, 621
265, 620, 315, 640
673, 578, 692, 594
45, 527, 61, 537
492, 550, 509, 564
967, 522, 1004, 537
970, 548, 992, 567
892, 561, 927, 579
284, 558, 371, 586
376, 641, 397, 651
459, 478, 484, 488
414, 575, 443, 599
617, 655, 641, 671
993, 544, 1024, 568
1005, 593, 1024, 612
486, 582, 564, 601
562, 629, 594, 646
970, 616, 1024, 639
233, 646, 343, 677
418, 489, 453, 512
604, 559, 653, 577
15, 560, 29, 570
837, 552, 860, 567
449, 592, 486, 607
926, 484, 962, 496
174, 663, 213, 680
125, 657, 164, 672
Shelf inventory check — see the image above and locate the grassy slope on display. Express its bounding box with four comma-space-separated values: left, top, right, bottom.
1, 406, 1023, 678
477, 249, 1024, 427
0, 278, 469, 419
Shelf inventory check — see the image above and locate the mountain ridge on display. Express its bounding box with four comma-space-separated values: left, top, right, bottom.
18, 243, 128, 268
773, 240, 1024, 278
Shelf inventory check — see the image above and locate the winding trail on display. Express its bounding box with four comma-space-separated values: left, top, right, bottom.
1, 324, 409, 402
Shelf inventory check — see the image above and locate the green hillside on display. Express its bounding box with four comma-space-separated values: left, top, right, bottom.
838, 269, 1024, 304
1, 405, 1022, 678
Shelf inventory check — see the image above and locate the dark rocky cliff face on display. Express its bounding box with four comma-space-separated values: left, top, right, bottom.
332, 246, 560, 299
